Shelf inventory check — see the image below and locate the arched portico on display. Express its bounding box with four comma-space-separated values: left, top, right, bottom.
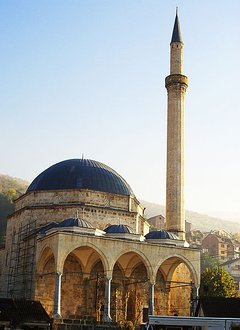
34, 233, 200, 322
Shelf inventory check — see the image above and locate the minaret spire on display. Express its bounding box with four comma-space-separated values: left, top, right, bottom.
171, 7, 183, 44
165, 10, 188, 240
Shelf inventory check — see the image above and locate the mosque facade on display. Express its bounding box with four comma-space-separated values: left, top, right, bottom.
0, 12, 200, 325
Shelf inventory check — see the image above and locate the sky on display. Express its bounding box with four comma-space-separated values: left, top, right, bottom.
0, 1, 240, 220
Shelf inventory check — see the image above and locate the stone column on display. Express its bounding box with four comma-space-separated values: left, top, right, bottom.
53, 271, 62, 319
103, 276, 112, 322
149, 282, 155, 316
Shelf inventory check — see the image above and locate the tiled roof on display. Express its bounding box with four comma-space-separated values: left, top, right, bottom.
199, 296, 240, 317
221, 257, 240, 266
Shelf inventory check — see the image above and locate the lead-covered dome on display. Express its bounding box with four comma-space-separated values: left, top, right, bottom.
104, 224, 135, 234
145, 230, 179, 240
27, 159, 134, 196
37, 217, 93, 234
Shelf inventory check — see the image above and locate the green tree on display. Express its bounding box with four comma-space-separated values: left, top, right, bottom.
5, 188, 18, 201
200, 267, 237, 297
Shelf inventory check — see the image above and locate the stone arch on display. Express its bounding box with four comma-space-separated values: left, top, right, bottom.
36, 245, 55, 273
34, 246, 56, 317
58, 242, 110, 275
60, 245, 107, 320
159, 254, 198, 286
111, 249, 151, 324
157, 255, 197, 316
111, 248, 153, 279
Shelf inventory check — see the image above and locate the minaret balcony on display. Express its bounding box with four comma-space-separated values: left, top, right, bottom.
165, 74, 188, 90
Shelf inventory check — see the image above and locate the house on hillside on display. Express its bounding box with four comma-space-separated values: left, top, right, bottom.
186, 230, 204, 248
212, 230, 232, 238
147, 214, 166, 230
202, 232, 240, 263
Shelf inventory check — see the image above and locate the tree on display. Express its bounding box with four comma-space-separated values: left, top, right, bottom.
200, 267, 237, 298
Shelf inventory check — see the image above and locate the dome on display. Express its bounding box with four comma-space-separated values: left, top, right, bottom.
145, 230, 179, 240
38, 217, 93, 234
27, 159, 134, 196
104, 224, 135, 234
59, 217, 93, 229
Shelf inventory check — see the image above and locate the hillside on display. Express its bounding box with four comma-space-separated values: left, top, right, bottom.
0, 175, 28, 242
0, 174, 28, 194
141, 200, 240, 234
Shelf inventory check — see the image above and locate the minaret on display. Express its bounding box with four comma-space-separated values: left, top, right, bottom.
165, 9, 188, 240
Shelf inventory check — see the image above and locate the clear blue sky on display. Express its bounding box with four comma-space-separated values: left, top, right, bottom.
1, 1, 240, 219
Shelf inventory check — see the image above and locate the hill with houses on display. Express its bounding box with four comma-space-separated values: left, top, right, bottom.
141, 200, 240, 234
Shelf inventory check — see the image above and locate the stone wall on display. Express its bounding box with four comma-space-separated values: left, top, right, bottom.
15, 190, 144, 215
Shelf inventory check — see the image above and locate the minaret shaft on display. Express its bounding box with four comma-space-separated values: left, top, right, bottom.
170, 43, 183, 74
165, 12, 188, 240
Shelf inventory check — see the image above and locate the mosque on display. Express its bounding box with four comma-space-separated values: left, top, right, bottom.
0, 12, 200, 325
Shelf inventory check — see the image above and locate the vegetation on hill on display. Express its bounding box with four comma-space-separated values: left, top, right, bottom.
0, 175, 28, 243
0, 175, 28, 195
141, 200, 240, 234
